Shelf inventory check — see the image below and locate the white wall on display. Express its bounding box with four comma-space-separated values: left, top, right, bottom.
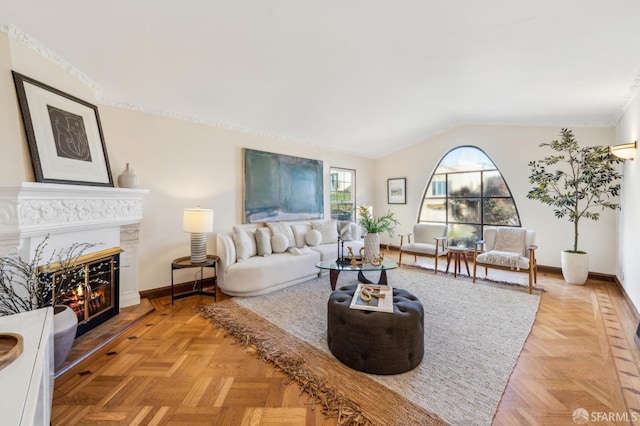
375, 125, 617, 274
614, 91, 640, 313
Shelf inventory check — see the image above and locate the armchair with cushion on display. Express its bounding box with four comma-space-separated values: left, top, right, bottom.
472, 226, 537, 294
398, 223, 448, 273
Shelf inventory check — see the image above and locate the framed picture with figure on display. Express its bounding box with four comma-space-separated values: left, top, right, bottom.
12, 71, 113, 186
387, 178, 406, 204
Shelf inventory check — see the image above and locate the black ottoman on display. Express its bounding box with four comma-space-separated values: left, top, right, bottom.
327, 284, 424, 375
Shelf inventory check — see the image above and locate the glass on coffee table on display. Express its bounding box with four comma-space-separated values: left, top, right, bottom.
315, 258, 399, 290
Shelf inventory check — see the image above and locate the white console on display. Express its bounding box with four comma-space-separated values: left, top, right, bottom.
0, 307, 54, 426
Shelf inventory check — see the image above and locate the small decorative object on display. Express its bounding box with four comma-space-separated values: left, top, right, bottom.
0, 333, 24, 371
117, 163, 139, 188
387, 178, 407, 204
357, 205, 399, 259
183, 207, 214, 263
12, 71, 113, 187
528, 128, 622, 285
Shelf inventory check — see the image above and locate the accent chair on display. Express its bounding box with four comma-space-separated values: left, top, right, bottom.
398, 223, 448, 273
472, 226, 537, 294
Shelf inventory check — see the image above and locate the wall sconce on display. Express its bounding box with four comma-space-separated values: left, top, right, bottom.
609, 141, 637, 160
183, 207, 214, 263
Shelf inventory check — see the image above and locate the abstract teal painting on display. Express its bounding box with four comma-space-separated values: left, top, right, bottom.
243, 149, 324, 223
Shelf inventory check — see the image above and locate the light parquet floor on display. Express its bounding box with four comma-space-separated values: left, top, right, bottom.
52, 253, 640, 425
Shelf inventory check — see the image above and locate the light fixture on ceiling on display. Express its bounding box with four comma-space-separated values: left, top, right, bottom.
183, 207, 214, 263
609, 141, 637, 160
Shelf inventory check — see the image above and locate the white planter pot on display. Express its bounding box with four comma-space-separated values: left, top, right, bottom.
53, 304, 78, 371
363, 233, 381, 259
561, 251, 589, 285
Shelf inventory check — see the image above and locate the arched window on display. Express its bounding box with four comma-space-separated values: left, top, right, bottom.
419, 146, 521, 248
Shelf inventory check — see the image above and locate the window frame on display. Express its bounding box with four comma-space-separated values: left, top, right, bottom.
418, 146, 521, 247
330, 167, 356, 222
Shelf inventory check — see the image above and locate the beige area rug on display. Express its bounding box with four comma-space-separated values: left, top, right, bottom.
199, 266, 540, 426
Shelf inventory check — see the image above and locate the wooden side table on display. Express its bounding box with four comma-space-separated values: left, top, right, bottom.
171, 255, 219, 304
446, 247, 470, 277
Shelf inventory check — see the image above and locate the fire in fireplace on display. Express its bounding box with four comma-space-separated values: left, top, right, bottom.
43, 248, 121, 337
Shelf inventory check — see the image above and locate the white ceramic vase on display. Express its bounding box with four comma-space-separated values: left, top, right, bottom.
363, 233, 381, 259
53, 304, 78, 371
117, 163, 139, 188
561, 251, 589, 285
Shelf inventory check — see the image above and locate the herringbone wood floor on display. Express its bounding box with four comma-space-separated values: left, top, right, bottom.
52, 254, 640, 425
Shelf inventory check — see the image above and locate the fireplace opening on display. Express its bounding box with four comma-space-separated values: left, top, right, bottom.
42, 248, 121, 337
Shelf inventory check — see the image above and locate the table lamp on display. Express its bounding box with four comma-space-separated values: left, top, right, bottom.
183, 207, 214, 263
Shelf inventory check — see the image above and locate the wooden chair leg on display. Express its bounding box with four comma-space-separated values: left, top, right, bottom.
472, 260, 477, 283
399, 250, 403, 266
434, 255, 438, 274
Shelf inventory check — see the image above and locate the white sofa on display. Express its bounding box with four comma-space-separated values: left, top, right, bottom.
216, 220, 364, 296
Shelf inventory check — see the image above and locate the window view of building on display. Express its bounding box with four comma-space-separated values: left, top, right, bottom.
419, 146, 520, 247
330, 167, 356, 221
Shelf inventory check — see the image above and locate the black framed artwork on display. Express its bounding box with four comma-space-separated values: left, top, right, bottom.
12, 71, 113, 186
387, 178, 406, 204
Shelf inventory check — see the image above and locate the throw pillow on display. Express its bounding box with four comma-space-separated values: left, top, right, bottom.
305, 229, 322, 246
266, 222, 295, 248
271, 233, 289, 253
339, 221, 353, 241
311, 219, 338, 244
232, 227, 257, 261
255, 227, 272, 256
291, 223, 311, 248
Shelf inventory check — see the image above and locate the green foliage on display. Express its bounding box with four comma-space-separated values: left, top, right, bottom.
357, 205, 400, 237
0, 237, 98, 316
527, 128, 622, 252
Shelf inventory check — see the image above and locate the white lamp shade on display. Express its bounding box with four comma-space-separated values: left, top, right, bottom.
183, 208, 214, 233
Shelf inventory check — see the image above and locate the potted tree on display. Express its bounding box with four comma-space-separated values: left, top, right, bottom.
0, 238, 98, 369
527, 128, 622, 284
357, 205, 400, 259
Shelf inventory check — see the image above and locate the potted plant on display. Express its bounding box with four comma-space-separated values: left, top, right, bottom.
527, 128, 622, 284
0, 237, 98, 369
357, 205, 400, 259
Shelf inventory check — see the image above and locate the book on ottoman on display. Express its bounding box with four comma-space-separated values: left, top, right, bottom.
349, 284, 394, 313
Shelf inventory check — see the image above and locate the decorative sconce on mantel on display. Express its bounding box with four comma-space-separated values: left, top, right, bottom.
609, 141, 637, 160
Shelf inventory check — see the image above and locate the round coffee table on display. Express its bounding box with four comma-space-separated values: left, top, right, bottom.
315, 258, 398, 290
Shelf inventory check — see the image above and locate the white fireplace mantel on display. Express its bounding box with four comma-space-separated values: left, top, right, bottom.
0, 182, 149, 307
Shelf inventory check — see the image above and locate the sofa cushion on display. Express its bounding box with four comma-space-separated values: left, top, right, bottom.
305, 229, 322, 246
311, 219, 338, 244
255, 227, 272, 256
232, 226, 257, 261
266, 222, 295, 248
271, 233, 289, 253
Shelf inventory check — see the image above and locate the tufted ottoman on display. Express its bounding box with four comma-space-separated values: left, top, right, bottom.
327, 284, 424, 375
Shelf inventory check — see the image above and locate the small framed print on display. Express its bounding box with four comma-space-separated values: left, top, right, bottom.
387, 178, 406, 204
12, 71, 113, 186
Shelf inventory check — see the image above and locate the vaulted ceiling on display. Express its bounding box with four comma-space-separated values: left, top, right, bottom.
2, 1, 640, 157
